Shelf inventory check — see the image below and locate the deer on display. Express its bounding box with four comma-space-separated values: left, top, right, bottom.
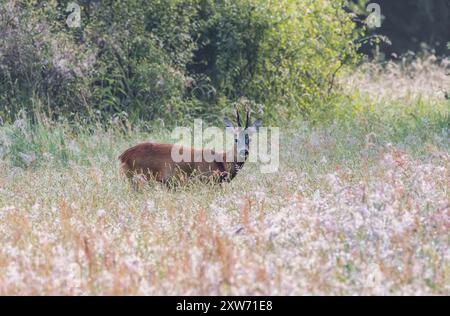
118, 109, 262, 187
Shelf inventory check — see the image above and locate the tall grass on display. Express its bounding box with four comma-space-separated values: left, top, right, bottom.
0, 60, 449, 295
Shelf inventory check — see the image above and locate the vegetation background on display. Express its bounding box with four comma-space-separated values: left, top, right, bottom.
0, 0, 449, 295
0, 0, 362, 124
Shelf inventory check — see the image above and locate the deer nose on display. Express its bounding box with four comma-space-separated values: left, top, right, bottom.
239, 149, 249, 158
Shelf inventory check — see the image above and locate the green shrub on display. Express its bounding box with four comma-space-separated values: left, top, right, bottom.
0, 0, 361, 125
249, 0, 361, 120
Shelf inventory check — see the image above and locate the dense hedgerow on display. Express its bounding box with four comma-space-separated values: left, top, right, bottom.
0, 0, 361, 125
0, 75, 449, 294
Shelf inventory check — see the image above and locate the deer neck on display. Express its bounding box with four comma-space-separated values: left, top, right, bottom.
221, 149, 247, 181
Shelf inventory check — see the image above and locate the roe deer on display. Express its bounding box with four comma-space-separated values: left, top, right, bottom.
118, 109, 262, 186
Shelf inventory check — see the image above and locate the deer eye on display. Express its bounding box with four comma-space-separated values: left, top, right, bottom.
234, 139, 238, 143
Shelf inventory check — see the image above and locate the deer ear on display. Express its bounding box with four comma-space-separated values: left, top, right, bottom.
251, 119, 262, 129
247, 119, 262, 134
224, 118, 235, 128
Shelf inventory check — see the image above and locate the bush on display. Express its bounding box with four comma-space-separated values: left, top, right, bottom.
0, 0, 361, 125
249, 0, 360, 120
351, 0, 450, 57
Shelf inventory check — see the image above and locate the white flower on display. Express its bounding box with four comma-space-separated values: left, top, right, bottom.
0, 205, 15, 213
146, 200, 155, 210
326, 173, 341, 193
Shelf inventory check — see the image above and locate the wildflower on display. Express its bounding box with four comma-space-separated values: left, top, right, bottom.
97, 209, 107, 217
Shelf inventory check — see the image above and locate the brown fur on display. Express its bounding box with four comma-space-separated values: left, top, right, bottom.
119, 142, 234, 184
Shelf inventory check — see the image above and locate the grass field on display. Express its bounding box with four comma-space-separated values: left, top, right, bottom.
0, 60, 449, 295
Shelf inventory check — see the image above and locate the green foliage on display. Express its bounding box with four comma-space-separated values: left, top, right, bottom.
249, 0, 361, 120
0, 0, 361, 125
0, 116, 71, 168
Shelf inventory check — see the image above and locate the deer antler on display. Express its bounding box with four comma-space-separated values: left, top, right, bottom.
236, 107, 242, 127
245, 107, 250, 129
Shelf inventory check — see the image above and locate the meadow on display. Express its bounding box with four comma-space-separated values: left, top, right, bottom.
0, 59, 449, 295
